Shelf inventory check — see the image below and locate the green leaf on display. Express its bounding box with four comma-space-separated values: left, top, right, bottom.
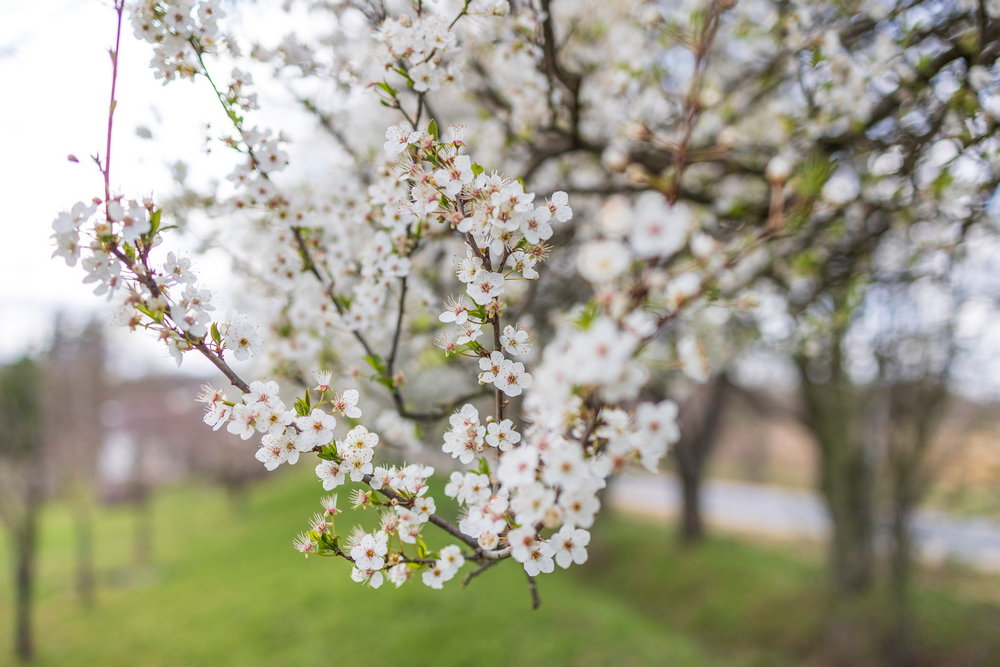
795, 154, 833, 199
376, 80, 398, 97
210, 322, 222, 345
363, 354, 387, 376
575, 301, 599, 330
142, 209, 161, 243
136, 303, 163, 324
428, 119, 439, 140
293, 397, 310, 417
471, 162, 484, 177
931, 169, 954, 198
476, 457, 491, 476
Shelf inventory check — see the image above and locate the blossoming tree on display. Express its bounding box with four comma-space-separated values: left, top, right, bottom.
53, 0, 999, 607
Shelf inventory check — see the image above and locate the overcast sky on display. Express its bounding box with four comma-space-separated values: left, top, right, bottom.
0, 1, 234, 377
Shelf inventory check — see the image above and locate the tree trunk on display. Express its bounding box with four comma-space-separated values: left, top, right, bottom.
678, 467, 703, 541
819, 433, 875, 595
0, 357, 46, 663
74, 497, 96, 609
133, 489, 152, 567
673, 373, 730, 544
13, 512, 37, 663
797, 339, 876, 600
888, 486, 915, 665
131, 441, 153, 568
883, 379, 947, 665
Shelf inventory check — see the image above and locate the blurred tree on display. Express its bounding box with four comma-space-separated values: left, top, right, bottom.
672, 372, 731, 543
48, 317, 106, 608
771, 190, 995, 661
870, 261, 964, 662
724, 2, 1000, 610
881, 360, 951, 663
795, 289, 879, 596
0, 358, 45, 663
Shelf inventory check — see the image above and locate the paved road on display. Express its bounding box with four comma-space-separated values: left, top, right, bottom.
608, 474, 1000, 571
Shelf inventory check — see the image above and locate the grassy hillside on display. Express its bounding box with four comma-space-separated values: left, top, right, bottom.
0, 470, 715, 666
2, 469, 999, 665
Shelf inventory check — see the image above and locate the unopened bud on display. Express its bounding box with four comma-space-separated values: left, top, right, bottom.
602, 146, 629, 172
625, 163, 649, 186
716, 126, 739, 149
699, 86, 721, 108
640, 7, 662, 26
766, 155, 793, 184
625, 121, 651, 142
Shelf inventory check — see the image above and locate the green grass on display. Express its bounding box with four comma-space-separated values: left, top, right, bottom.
586, 521, 1000, 666
0, 470, 715, 666
2, 469, 999, 666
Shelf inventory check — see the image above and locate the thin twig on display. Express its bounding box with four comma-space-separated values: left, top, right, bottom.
386, 276, 409, 376
666, 0, 729, 204
461, 559, 501, 587
101, 1, 125, 217
525, 573, 541, 609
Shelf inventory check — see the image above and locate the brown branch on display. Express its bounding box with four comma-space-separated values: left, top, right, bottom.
386, 276, 409, 378
665, 0, 730, 204
192, 342, 251, 394
364, 473, 511, 562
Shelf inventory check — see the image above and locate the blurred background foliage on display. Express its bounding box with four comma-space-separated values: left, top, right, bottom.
0, 316, 999, 665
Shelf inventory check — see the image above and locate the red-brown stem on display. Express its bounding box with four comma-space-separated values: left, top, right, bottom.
666, 0, 728, 204
102, 1, 125, 217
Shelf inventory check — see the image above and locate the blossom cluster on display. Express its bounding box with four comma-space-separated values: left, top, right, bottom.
49, 191, 258, 368
54, 0, 695, 603
196, 377, 361, 472
65, 0, 999, 605
131, 0, 226, 80
373, 1, 511, 94
376, 14, 459, 94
